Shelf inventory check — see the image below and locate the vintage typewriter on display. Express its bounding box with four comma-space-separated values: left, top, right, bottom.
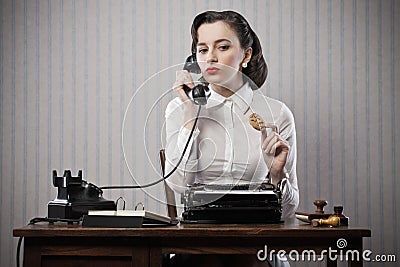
181, 181, 283, 223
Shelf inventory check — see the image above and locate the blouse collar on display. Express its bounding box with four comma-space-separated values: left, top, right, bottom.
205, 82, 253, 114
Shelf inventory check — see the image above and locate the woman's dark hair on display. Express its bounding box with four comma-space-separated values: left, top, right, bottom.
191, 10, 268, 90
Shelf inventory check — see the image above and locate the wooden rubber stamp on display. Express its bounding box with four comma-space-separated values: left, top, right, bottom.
313, 200, 328, 214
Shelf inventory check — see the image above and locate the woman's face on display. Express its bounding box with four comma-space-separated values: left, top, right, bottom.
196, 21, 250, 91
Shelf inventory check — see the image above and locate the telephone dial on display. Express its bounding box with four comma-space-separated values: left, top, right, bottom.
182, 54, 211, 105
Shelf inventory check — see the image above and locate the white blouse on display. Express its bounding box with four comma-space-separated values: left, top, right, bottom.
164, 83, 299, 219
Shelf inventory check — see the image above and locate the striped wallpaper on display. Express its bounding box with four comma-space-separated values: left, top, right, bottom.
1, 0, 399, 266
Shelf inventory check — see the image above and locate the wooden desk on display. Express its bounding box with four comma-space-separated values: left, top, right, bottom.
14, 219, 370, 267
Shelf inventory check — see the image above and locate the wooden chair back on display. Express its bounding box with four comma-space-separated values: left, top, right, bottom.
159, 149, 178, 220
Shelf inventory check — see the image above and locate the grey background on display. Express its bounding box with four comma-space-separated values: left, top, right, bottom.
0, 0, 399, 266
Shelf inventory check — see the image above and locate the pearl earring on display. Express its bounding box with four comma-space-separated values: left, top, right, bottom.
242, 62, 248, 68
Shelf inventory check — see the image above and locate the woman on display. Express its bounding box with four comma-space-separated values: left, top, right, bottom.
164, 11, 299, 266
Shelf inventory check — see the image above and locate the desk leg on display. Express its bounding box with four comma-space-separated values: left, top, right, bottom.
348, 238, 363, 267
24, 238, 42, 267
348, 261, 362, 267
131, 246, 150, 267
327, 258, 363, 267
327, 259, 337, 267
149, 247, 162, 267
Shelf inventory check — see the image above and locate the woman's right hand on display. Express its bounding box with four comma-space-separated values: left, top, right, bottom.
173, 70, 195, 103
173, 70, 197, 129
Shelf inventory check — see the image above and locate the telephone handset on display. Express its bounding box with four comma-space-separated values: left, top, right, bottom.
182, 55, 210, 105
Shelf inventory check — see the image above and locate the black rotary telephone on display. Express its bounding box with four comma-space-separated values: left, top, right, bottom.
182, 55, 211, 105
48, 170, 116, 220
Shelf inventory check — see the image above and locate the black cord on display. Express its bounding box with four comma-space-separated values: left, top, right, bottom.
100, 105, 202, 190
16, 236, 23, 267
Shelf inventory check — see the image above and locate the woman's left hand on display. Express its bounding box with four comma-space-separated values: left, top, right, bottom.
261, 125, 290, 184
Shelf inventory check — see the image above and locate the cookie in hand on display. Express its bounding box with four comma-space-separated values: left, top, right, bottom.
249, 113, 266, 131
